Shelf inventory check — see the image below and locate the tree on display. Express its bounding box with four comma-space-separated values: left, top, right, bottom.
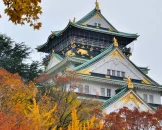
0, 68, 37, 129
0, 68, 58, 130
0, 34, 42, 81
102, 107, 162, 130
67, 108, 103, 130
1, 0, 42, 29
0, 68, 102, 130
1, 69, 162, 130
34, 71, 102, 130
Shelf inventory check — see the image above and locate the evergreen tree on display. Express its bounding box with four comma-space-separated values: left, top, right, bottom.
0, 34, 42, 81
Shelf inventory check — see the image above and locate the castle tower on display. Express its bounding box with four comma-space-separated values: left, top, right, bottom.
37, 1, 161, 113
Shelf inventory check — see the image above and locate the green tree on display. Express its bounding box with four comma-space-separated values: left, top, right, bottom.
0, 34, 42, 81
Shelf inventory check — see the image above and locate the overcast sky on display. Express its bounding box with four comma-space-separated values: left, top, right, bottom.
0, 0, 162, 84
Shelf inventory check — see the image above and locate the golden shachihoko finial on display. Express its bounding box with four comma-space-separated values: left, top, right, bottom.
51, 31, 54, 35
73, 17, 76, 23
127, 77, 134, 89
95, 0, 100, 10
113, 37, 118, 47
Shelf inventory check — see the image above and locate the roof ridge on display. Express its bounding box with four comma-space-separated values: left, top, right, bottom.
54, 53, 63, 61
76, 9, 97, 24
112, 47, 159, 86
124, 51, 159, 86
102, 86, 127, 108
72, 23, 138, 37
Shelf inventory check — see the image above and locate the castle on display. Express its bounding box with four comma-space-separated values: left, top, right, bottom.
37, 1, 162, 113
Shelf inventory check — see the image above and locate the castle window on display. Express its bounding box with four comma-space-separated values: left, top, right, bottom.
143, 94, 148, 102
112, 70, 115, 76
149, 95, 154, 103
107, 89, 111, 97
121, 72, 125, 77
107, 69, 111, 75
78, 85, 83, 93
117, 71, 120, 77
94, 23, 101, 27
85, 85, 89, 94
101, 88, 105, 96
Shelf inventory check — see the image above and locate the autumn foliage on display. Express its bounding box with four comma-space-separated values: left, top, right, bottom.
0, 69, 162, 130
2, 0, 42, 29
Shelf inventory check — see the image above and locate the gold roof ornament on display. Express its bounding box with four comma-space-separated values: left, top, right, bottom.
113, 37, 118, 47
77, 49, 89, 56
65, 50, 75, 57
142, 78, 152, 85
127, 77, 134, 89
95, 0, 100, 10
90, 47, 93, 51
101, 44, 104, 48
82, 22, 87, 26
73, 17, 76, 23
108, 28, 113, 31
71, 40, 76, 48
51, 31, 55, 38
71, 43, 76, 48
79, 68, 91, 75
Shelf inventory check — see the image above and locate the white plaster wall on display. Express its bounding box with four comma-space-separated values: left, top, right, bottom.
89, 51, 145, 80
104, 100, 151, 114
136, 89, 161, 104
76, 79, 120, 97
46, 57, 61, 71
75, 79, 161, 105
86, 16, 111, 28
50, 61, 76, 76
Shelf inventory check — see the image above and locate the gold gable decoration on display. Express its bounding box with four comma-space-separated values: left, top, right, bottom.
95, 0, 100, 10
142, 78, 152, 85
79, 68, 91, 75
113, 37, 118, 47
127, 77, 134, 89
110, 50, 123, 60
120, 92, 142, 108
108, 28, 113, 31
105, 75, 110, 79
82, 22, 87, 26
94, 14, 101, 19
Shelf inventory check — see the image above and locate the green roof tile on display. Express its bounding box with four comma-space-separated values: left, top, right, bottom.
73, 44, 114, 71
76, 8, 118, 32
102, 87, 127, 109
72, 23, 138, 38
53, 53, 63, 61
76, 9, 97, 24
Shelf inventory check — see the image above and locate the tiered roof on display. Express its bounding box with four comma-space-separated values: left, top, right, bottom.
37, 3, 139, 52
101, 86, 155, 112
73, 44, 159, 86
